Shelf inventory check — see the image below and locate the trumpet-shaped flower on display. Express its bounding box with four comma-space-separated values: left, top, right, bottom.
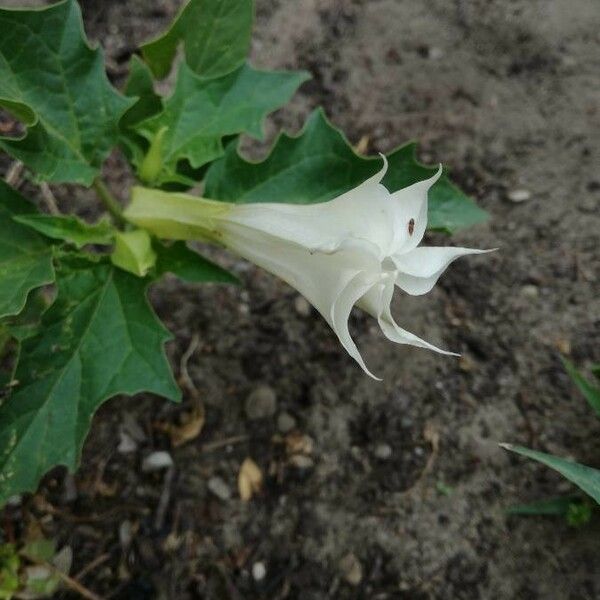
125, 158, 488, 378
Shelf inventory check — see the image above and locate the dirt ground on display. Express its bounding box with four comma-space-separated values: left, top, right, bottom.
2, 0, 600, 598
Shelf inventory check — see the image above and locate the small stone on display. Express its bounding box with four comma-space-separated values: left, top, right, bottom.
288, 454, 314, 469
520, 284, 539, 299
294, 296, 311, 317
252, 561, 267, 582
245, 385, 277, 420
61, 473, 78, 503
277, 412, 297, 433
459, 355, 475, 372
141, 451, 173, 473
507, 188, 531, 203
428, 46, 444, 60
208, 476, 231, 501
122, 413, 146, 443
414, 446, 424, 457
339, 553, 363, 586
52, 546, 73, 574
373, 443, 392, 460
118, 431, 137, 454
285, 432, 314, 455
119, 520, 133, 548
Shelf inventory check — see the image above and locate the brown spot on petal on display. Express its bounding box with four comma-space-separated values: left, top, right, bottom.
408, 218, 415, 235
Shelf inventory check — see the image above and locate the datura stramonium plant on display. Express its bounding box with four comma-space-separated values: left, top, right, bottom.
125, 158, 488, 378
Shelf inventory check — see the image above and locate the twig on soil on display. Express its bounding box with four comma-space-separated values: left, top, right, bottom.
73, 552, 112, 581
201, 435, 248, 453
5, 160, 23, 187
53, 568, 106, 600
21, 554, 105, 600
40, 502, 150, 523
155, 465, 175, 531
40, 182, 60, 215
179, 333, 201, 399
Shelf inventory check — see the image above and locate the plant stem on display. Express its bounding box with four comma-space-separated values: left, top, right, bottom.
93, 178, 126, 227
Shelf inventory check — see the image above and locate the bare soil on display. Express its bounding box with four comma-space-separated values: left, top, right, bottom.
2, 0, 600, 598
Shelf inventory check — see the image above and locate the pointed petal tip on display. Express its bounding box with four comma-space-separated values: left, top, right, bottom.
415, 163, 443, 193
366, 370, 383, 382
377, 153, 388, 180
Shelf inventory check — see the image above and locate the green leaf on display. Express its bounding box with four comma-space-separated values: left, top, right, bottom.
141, 0, 253, 80
0, 257, 180, 504
507, 495, 581, 516
155, 241, 238, 284
111, 229, 157, 277
119, 55, 163, 168
385, 145, 488, 232
500, 443, 600, 505
204, 109, 489, 233
561, 357, 600, 418
121, 55, 163, 129
566, 501, 593, 527
13, 214, 115, 249
0, 180, 54, 318
134, 63, 309, 185
0, 0, 134, 185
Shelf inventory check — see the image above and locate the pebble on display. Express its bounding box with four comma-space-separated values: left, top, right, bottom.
428, 46, 444, 60
507, 188, 531, 203
252, 561, 267, 582
117, 431, 137, 454
61, 473, 78, 503
141, 451, 173, 473
277, 412, 297, 433
208, 476, 232, 501
373, 443, 392, 460
288, 454, 315, 469
119, 520, 133, 548
294, 296, 311, 317
520, 284, 539, 299
339, 553, 363, 586
245, 385, 277, 420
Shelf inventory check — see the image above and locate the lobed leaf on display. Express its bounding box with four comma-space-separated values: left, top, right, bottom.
133, 63, 310, 185
204, 109, 489, 233
0, 0, 134, 185
501, 443, 600, 505
0, 257, 180, 504
141, 0, 253, 80
0, 181, 54, 319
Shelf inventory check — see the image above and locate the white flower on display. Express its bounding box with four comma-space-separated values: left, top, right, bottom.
125, 158, 489, 379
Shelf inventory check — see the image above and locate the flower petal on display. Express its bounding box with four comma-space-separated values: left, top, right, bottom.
221, 222, 383, 375
330, 271, 382, 380
358, 277, 458, 356
390, 166, 442, 255
393, 246, 491, 296
223, 157, 395, 259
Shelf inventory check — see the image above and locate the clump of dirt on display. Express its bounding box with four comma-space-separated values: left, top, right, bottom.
2, 0, 600, 598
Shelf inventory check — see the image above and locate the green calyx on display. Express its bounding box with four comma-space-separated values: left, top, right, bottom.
125, 187, 233, 244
